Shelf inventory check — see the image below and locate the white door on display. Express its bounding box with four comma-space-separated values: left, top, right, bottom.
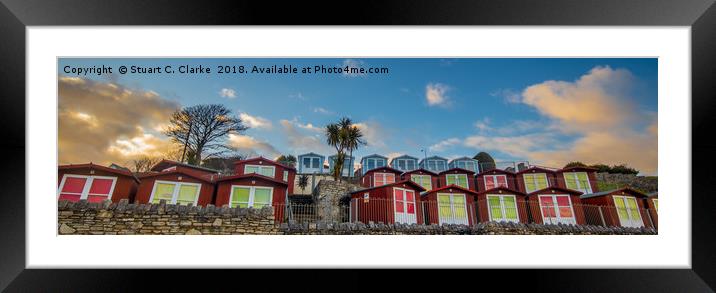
613, 195, 644, 228
393, 188, 417, 224
538, 194, 576, 225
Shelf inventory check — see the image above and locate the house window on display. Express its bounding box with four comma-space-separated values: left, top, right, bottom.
373, 172, 396, 187
484, 175, 508, 190
438, 193, 468, 225
427, 160, 446, 172
244, 165, 275, 177
149, 181, 201, 206
564, 172, 592, 193
653, 198, 658, 212
523, 173, 548, 193
302, 157, 311, 169
57, 174, 117, 203
395, 159, 416, 171
445, 174, 469, 189
230, 185, 273, 208
283, 171, 289, 182
455, 160, 476, 172
487, 194, 519, 222
393, 188, 417, 224
312, 158, 321, 169
538, 194, 576, 225
613, 195, 644, 227
411, 174, 432, 190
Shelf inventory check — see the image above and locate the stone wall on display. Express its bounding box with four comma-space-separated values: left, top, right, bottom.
58, 199, 279, 235
293, 173, 335, 195
279, 221, 657, 235
312, 180, 361, 221
596, 173, 658, 193
58, 199, 656, 235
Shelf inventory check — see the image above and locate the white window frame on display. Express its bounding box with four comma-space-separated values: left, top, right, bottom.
613, 195, 645, 228
484, 174, 508, 189
228, 185, 275, 208
373, 172, 396, 187
653, 198, 658, 213
301, 157, 312, 170
437, 193, 469, 225
445, 173, 469, 189
523, 173, 549, 193
57, 174, 118, 201
563, 172, 592, 194
486, 194, 519, 223
283, 170, 289, 182
538, 194, 576, 225
147, 180, 202, 205
410, 174, 433, 190
244, 164, 276, 177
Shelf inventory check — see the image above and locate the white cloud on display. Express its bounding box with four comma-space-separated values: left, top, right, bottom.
463, 134, 558, 160
219, 88, 237, 98
425, 83, 451, 107
313, 107, 334, 115
239, 113, 273, 130
353, 121, 387, 149
227, 134, 281, 158
491, 88, 522, 104
280, 119, 333, 154
474, 118, 492, 132
289, 93, 306, 100
429, 138, 461, 152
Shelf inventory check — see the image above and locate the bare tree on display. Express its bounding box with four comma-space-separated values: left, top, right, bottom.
130, 156, 163, 173
163, 104, 249, 164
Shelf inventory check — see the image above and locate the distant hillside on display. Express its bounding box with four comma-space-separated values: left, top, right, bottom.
596, 173, 657, 193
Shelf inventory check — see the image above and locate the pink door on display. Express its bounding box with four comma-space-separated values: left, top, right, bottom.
393, 188, 417, 224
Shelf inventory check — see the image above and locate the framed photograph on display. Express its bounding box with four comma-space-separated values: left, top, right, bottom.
1, 0, 715, 291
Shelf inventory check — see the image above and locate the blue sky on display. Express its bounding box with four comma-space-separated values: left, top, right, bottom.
58, 58, 658, 174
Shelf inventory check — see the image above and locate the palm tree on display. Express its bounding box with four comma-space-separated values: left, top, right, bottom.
297, 174, 309, 193
344, 122, 366, 179
325, 117, 366, 182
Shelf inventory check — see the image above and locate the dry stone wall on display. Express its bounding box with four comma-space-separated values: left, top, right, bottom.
58, 199, 656, 235
58, 199, 279, 235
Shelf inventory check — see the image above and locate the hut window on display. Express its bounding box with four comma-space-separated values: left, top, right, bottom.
374, 172, 396, 187
283, 171, 289, 182
653, 198, 658, 212
487, 194, 519, 222
149, 181, 201, 206
484, 175, 508, 189
538, 194, 576, 225
244, 165, 275, 177
437, 193, 468, 225
523, 173, 548, 193
563, 172, 591, 194
229, 185, 274, 208
410, 174, 433, 190
445, 174, 469, 189
613, 195, 644, 228
57, 174, 117, 203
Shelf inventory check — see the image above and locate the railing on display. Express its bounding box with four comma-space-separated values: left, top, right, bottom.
272, 198, 658, 230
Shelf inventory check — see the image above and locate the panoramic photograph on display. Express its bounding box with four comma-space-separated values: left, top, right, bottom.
56, 58, 658, 235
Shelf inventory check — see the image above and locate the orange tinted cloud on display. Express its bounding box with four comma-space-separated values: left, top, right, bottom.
58, 77, 180, 166
519, 66, 657, 174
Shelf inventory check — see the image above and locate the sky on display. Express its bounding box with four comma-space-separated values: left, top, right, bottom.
57, 58, 658, 174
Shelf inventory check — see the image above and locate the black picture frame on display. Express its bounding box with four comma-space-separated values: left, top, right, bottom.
1, 0, 714, 291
